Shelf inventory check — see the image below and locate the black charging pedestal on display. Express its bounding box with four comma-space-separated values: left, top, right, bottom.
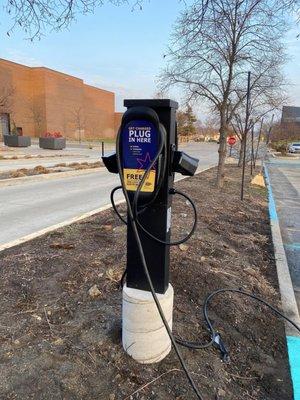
124, 99, 178, 294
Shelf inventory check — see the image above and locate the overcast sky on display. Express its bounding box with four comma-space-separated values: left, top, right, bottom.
0, 0, 299, 120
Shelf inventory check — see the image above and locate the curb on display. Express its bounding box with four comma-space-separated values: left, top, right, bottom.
0, 167, 104, 188
263, 165, 300, 333
264, 164, 300, 400
0, 165, 216, 252
0, 201, 124, 252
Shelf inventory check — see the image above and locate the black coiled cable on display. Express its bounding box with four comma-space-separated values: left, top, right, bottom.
111, 124, 300, 400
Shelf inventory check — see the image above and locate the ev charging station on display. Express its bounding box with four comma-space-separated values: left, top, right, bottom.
103, 99, 199, 364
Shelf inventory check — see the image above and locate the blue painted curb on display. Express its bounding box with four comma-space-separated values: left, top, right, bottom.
287, 336, 300, 400
264, 165, 278, 222
264, 164, 300, 400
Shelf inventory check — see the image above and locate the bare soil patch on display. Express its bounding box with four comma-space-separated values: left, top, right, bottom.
0, 166, 293, 400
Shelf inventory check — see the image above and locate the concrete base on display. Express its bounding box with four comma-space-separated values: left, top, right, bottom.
122, 284, 174, 364
39, 137, 66, 150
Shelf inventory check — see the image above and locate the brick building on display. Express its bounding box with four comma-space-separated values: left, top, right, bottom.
278, 106, 300, 141
0, 58, 122, 140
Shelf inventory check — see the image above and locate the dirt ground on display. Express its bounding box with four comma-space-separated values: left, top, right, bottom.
0, 166, 293, 400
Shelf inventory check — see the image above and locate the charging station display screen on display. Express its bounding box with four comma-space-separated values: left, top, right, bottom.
122, 120, 158, 192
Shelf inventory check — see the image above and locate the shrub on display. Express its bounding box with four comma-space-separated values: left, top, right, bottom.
44, 131, 63, 138
271, 140, 288, 154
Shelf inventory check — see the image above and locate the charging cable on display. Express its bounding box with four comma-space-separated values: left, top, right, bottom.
113, 125, 300, 400
115, 127, 205, 399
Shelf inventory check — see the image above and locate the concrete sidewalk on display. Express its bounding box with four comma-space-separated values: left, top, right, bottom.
264, 162, 300, 400
267, 159, 300, 309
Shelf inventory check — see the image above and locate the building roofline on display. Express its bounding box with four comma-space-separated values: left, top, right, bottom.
0, 57, 114, 95
0, 57, 32, 70
83, 83, 114, 95
32, 66, 83, 82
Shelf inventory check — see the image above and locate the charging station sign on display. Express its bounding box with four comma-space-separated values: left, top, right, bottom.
122, 120, 158, 192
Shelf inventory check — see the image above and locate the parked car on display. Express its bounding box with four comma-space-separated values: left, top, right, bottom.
288, 143, 300, 153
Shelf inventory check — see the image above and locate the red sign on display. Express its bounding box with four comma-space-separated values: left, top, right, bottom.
227, 136, 236, 146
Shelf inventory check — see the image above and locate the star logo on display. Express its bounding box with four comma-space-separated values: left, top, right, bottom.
137, 152, 153, 169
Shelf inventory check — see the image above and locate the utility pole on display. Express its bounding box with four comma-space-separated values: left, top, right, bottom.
241, 71, 251, 201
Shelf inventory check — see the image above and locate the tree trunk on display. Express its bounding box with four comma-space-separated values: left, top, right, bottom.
216, 122, 228, 188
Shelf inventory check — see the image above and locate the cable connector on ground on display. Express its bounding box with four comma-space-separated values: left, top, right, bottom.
213, 332, 230, 363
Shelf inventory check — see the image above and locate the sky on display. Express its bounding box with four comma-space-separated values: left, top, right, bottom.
0, 0, 300, 119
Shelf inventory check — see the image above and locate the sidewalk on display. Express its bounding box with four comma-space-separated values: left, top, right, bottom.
266, 158, 300, 309
264, 159, 300, 400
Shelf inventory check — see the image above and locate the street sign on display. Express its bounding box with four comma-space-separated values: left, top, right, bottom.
227, 136, 236, 146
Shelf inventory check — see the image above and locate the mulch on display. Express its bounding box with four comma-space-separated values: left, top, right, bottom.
0, 165, 293, 400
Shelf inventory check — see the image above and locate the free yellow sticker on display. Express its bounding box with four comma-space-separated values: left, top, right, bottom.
123, 168, 156, 192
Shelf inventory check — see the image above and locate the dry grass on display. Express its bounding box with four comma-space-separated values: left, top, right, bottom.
9, 170, 27, 178
2, 161, 103, 181
53, 163, 67, 167
33, 165, 50, 174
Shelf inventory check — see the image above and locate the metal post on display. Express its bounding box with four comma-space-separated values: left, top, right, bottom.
254, 118, 263, 169
241, 71, 251, 201
250, 124, 254, 176
102, 141, 104, 157
266, 114, 274, 146
229, 145, 232, 157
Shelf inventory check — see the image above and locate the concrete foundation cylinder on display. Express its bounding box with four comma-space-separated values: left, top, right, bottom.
122, 284, 174, 364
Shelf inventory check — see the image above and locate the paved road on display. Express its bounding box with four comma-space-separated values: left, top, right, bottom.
267, 158, 300, 308
0, 144, 115, 173
0, 143, 218, 247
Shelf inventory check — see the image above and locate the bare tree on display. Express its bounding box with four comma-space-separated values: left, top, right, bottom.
3, 0, 299, 40
71, 106, 86, 142
0, 84, 14, 113
27, 98, 45, 135
88, 115, 102, 138
231, 64, 286, 166
152, 90, 166, 99
196, 113, 226, 141
161, 0, 287, 187
61, 112, 69, 137
4, 0, 144, 39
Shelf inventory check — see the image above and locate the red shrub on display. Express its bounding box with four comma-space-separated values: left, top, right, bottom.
44, 131, 63, 138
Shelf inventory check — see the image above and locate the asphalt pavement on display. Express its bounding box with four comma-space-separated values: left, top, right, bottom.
267, 157, 300, 308
0, 142, 218, 247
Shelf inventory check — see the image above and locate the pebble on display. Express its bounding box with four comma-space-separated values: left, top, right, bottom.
245, 267, 257, 277
179, 244, 189, 251
217, 388, 226, 397
88, 284, 102, 298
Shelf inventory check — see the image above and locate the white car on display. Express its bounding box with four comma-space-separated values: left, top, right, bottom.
288, 143, 300, 153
